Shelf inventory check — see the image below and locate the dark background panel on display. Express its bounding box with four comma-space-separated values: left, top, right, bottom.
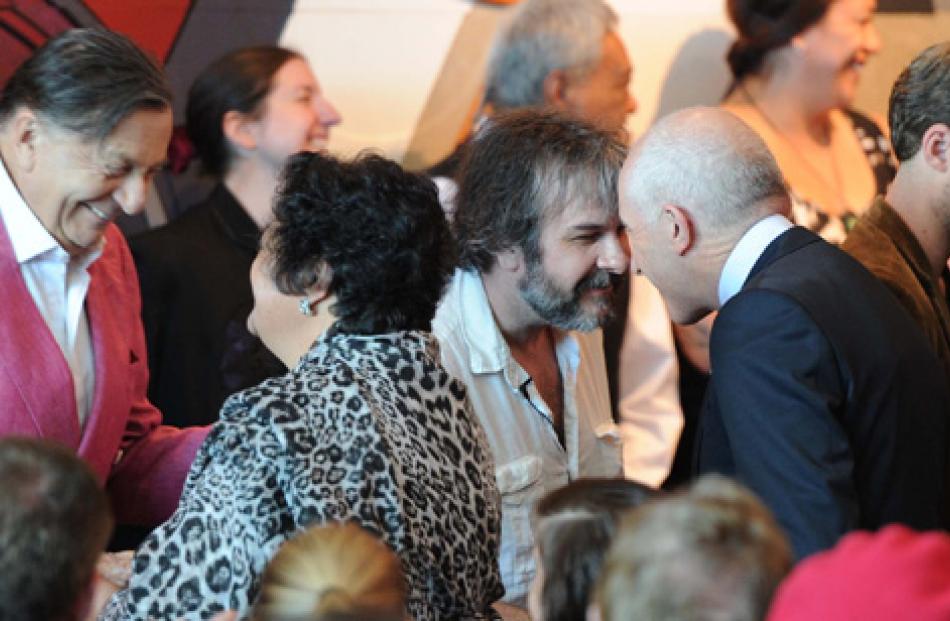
879, 0, 934, 13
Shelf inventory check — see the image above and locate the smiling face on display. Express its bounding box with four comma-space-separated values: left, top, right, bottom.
519, 197, 629, 331
562, 31, 638, 140
248, 57, 341, 171
798, 0, 880, 110
24, 108, 172, 255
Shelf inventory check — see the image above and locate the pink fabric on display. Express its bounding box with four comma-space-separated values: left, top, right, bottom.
0, 220, 208, 526
768, 524, 950, 621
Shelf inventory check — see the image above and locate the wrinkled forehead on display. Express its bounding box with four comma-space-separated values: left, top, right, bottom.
535, 160, 618, 227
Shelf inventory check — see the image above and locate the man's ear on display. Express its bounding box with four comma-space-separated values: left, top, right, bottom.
496, 246, 524, 274
7, 108, 41, 173
542, 69, 571, 109
664, 204, 694, 256
221, 110, 258, 153
920, 123, 950, 173
788, 32, 808, 54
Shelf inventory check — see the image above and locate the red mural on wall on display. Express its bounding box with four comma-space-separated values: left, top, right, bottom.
83, 0, 191, 61
0, 0, 191, 88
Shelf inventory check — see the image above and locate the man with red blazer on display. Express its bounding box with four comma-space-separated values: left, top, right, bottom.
0, 29, 207, 527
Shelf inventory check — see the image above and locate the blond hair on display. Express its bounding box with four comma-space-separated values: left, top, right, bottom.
253, 522, 407, 621
597, 475, 792, 621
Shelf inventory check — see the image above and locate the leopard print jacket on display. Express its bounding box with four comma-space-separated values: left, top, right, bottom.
101, 329, 503, 620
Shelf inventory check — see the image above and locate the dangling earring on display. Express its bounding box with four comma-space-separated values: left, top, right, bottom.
298, 298, 314, 317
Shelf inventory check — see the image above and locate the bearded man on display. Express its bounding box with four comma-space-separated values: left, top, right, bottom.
432, 110, 628, 608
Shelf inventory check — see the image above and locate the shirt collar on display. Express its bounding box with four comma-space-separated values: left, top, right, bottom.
455, 268, 580, 380
718, 214, 793, 306
0, 156, 105, 267
456, 269, 513, 375
0, 155, 59, 264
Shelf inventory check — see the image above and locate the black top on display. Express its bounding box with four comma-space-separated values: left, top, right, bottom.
130, 184, 285, 428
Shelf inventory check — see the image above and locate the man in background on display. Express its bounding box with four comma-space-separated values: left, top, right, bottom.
843, 42, 950, 383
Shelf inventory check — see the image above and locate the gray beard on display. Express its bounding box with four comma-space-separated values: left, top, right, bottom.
518, 262, 618, 332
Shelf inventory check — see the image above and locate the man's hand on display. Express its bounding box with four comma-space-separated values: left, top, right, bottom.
494, 602, 531, 621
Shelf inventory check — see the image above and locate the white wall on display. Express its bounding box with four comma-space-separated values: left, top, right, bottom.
281, 0, 733, 166
281, 0, 946, 167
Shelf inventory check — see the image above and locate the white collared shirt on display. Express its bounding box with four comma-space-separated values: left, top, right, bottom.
432, 268, 622, 606
0, 157, 99, 427
718, 214, 794, 307
616, 274, 683, 488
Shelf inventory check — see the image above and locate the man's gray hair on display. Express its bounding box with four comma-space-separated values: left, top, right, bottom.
623, 107, 789, 235
597, 475, 793, 621
0, 28, 171, 141
484, 0, 618, 110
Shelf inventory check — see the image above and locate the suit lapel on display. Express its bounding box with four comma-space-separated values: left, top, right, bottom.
78, 230, 128, 475
0, 217, 80, 445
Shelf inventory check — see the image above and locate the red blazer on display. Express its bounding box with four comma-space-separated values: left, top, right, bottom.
0, 220, 208, 525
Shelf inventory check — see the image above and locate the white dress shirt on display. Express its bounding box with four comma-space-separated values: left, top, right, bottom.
616, 274, 684, 487
0, 158, 99, 426
718, 214, 794, 306
432, 268, 623, 606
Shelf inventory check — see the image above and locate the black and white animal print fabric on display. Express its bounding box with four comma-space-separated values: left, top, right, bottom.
101, 329, 503, 620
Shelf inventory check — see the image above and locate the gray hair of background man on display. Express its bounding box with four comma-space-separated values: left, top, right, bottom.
0, 27, 171, 141
0, 437, 113, 621
453, 108, 627, 272
889, 41, 950, 163
596, 474, 793, 621
624, 107, 788, 235
484, 0, 617, 110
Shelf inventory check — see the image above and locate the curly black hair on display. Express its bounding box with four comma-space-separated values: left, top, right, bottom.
269, 151, 455, 334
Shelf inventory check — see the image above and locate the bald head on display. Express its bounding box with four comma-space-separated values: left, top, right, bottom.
622, 107, 788, 235
619, 107, 789, 324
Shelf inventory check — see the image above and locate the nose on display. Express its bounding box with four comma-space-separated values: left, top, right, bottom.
598, 231, 630, 275
626, 90, 638, 116
113, 173, 148, 215
314, 94, 342, 128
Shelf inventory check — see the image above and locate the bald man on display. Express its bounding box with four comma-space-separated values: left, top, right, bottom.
619, 107, 950, 559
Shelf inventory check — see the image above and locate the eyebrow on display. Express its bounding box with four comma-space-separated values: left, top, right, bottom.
106, 155, 169, 172
566, 223, 612, 234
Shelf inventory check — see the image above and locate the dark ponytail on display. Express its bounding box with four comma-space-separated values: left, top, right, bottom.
726, 0, 832, 80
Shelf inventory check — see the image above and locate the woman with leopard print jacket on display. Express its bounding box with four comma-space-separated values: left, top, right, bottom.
99, 152, 504, 621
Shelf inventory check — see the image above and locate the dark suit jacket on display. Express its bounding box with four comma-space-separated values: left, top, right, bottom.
698, 226, 950, 559
130, 184, 285, 428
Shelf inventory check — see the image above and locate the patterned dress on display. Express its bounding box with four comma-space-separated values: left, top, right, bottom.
789, 110, 896, 243
101, 328, 504, 621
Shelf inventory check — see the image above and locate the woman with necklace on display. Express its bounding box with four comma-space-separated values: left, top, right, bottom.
721, 0, 895, 243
